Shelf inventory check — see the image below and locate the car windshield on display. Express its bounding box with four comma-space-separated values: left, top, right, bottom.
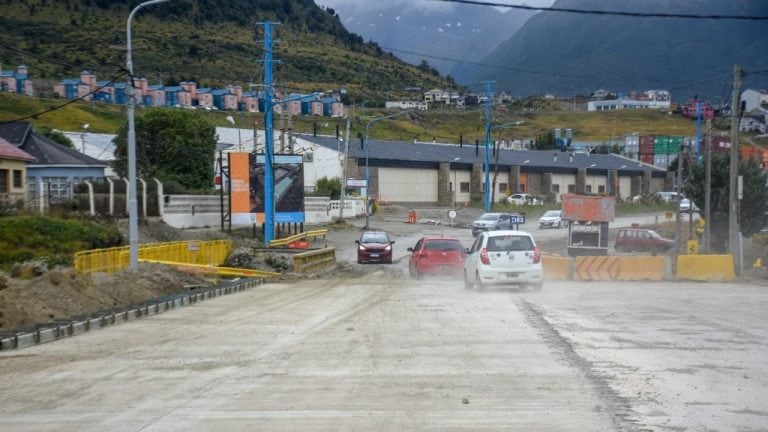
424, 239, 463, 251
648, 231, 662, 238
543, 211, 560, 217
487, 235, 534, 252
479, 214, 500, 221
361, 233, 389, 243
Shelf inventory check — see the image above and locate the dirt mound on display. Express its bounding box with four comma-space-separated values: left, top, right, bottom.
0, 263, 210, 334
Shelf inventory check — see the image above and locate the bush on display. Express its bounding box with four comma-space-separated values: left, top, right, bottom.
0, 216, 124, 270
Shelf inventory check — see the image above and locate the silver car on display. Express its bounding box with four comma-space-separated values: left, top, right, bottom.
538, 210, 563, 228
463, 230, 544, 291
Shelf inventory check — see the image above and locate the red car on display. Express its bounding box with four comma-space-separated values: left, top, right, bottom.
356, 231, 395, 264
407, 236, 467, 279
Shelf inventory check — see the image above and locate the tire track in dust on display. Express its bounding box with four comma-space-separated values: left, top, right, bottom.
516, 299, 642, 432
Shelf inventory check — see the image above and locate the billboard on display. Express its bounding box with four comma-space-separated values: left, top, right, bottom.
229, 152, 305, 224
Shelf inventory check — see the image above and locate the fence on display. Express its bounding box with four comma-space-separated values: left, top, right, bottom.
74, 240, 232, 274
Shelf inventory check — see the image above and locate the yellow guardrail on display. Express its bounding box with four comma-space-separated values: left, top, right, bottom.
74, 240, 233, 274
268, 229, 328, 248
293, 247, 336, 272
139, 259, 279, 278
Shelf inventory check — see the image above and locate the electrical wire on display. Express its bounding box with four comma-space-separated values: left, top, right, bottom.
429, 0, 768, 20
0, 71, 127, 124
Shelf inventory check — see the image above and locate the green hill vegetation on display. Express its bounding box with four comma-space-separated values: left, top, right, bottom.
0, 215, 123, 271
0, 91, 732, 146
0, 0, 456, 105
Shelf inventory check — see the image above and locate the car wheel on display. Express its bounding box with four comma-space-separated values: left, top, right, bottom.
387, 256, 393, 264
463, 271, 473, 290
357, 258, 363, 264
475, 272, 484, 291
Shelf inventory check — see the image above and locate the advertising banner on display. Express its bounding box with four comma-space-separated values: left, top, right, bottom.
228, 152, 305, 224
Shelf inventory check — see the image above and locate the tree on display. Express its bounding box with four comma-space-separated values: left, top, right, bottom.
685, 153, 768, 252
112, 109, 216, 191
312, 177, 341, 200
36, 127, 74, 149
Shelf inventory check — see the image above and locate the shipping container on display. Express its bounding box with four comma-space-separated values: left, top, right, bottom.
654, 154, 670, 169
639, 153, 654, 164
668, 136, 683, 154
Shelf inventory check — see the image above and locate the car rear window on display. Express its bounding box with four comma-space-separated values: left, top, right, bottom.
487, 235, 534, 252
424, 239, 463, 251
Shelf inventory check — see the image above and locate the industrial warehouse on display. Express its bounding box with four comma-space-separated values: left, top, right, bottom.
294, 134, 673, 206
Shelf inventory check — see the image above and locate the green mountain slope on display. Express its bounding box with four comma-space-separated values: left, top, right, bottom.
0, 0, 457, 104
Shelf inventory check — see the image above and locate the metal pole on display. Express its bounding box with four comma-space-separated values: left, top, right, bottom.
338, 116, 350, 222
483, 81, 494, 211
261, 21, 278, 245
673, 148, 683, 271
126, 0, 171, 269
728, 64, 741, 271
704, 119, 712, 253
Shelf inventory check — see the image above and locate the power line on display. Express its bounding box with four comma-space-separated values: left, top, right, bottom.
431, 0, 768, 20
0, 72, 126, 124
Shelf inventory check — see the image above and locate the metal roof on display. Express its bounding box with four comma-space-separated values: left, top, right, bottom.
0, 122, 107, 167
297, 134, 666, 177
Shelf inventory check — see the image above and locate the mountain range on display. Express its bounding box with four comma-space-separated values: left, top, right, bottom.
323, 0, 768, 104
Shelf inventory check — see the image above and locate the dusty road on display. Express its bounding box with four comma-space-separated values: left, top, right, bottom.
1, 274, 766, 431
1, 208, 765, 431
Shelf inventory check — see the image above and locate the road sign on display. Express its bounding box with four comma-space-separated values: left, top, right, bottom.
510, 213, 525, 224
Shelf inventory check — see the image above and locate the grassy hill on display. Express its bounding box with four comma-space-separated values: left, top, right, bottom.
1, 91, 733, 146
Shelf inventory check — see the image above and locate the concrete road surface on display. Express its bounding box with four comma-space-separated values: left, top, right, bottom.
1, 274, 767, 431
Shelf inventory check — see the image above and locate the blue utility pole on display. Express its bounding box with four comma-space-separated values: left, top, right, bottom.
483, 81, 494, 211
258, 21, 279, 245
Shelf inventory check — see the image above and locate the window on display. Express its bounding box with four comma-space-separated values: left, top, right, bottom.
12, 170, 22, 188
552, 184, 560, 193
0, 169, 7, 192
498, 183, 507, 193
586, 185, 592, 193
460, 182, 470, 193
598, 185, 606, 194
568, 184, 576, 193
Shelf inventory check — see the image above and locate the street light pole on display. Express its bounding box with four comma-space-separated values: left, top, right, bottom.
364, 110, 412, 229
451, 157, 460, 208
483, 81, 494, 212
126, 0, 172, 269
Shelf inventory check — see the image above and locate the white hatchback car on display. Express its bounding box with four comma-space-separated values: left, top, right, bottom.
463, 230, 544, 291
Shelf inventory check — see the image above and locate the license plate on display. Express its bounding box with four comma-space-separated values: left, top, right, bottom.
370, 253, 379, 257
506, 273, 518, 278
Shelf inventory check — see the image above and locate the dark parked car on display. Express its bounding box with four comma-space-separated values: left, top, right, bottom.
407, 236, 466, 279
356, 231, 395, 264
615, 228, 674, 254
